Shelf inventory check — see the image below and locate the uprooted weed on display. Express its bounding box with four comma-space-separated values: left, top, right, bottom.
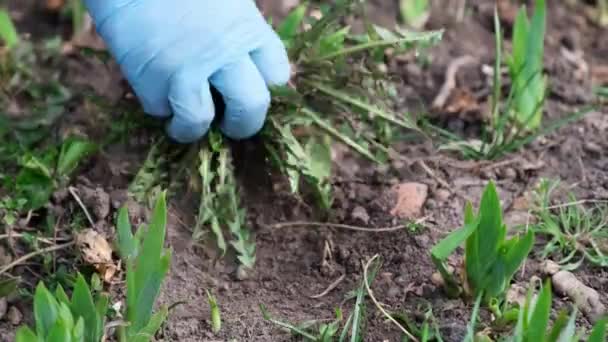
129, 0, 442, 269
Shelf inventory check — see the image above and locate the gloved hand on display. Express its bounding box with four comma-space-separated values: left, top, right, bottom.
84, 0, 290, 143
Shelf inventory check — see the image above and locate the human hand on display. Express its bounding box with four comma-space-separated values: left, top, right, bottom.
84, 0, 290, 143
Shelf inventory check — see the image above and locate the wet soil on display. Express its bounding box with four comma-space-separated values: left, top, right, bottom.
1, 0, 607, 341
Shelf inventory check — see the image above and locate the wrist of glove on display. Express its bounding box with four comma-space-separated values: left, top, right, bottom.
84, 0, 290, 143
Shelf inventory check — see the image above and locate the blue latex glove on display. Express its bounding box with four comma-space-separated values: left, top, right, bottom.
84, 0, 290, 143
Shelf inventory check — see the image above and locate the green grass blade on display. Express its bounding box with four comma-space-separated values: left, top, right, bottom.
431, 206, 480, 260
0, 9, 19, 48
301, 107, 378, 162
15, 327, 38, 342
463, 294, 483, 342
588, 318, 607, 342
117, 206, 137, 261
526, 281, 551, 341
308, 81, 419, 132
70, 274, 102, 342
34, 282, 59, 338
278, 3, 308, 41
476, 181, 505, 272
130, 307, 169, 342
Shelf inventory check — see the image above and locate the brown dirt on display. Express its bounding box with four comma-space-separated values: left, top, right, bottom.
1, 0, 607, 341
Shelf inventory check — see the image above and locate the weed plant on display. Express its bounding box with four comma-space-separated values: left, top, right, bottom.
531, 179, 608, 269
431, 182, 534, 302
428, 0, 590, 160
127, 0, 442, 268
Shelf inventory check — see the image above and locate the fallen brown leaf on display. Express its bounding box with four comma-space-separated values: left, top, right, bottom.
76, 229, 117, 283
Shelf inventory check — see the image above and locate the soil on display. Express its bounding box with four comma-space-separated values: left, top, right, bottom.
1, 0, 607, 341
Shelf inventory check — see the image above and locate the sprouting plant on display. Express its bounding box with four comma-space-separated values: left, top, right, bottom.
16, 192, 171, 342
399, 0, 430, 29
431, 181, 534, 302
506, 280, 607, 342
393, 304, 444, 342
15, 274, 110, 342
507, 0, 547, 130
207, 290, 222, 334
195, 133, 256, 269
531, 179, 608, 270
429, 0, 590, 160
263, 0, 441, 206
0, 8, 19, 49
116, 191, 172, 342
13, 136, 96, 210
261, 257, 381, 341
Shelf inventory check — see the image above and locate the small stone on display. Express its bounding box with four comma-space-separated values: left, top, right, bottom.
431, 272, 445, 287
390, 182, 429, 219
414, 234, 430, 248
0, 298, 7, 320
235, 266, 249, 281
434, 189, 451, 202
7, 306, 22, 325
351, 206, 370, 224
387, 286, 401, 298
501, 168, 517, 180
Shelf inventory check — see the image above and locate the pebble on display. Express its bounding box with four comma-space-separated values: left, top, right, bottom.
390, 182, 429, 219
501, 167, 517, 180
7, 306, 22, 325
351, 206, 370, 224
434, 189, 451, 202
235, 266, 249, 281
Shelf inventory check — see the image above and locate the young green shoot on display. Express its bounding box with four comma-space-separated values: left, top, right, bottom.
0, 8, 18, 49
207, 290, 222, 334
430, 0, 589, 160
507, 280, 607, 342
16, 274, 109, 342
431, 181, 534, 302
116, 192, 171, 342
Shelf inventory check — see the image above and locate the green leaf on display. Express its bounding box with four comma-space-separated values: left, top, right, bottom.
502, 230, 534, 280
71, 274, 102, 342
117, 206, 137, 261
475, 182, 504, 274
72, 317, 85, 342
557, 309, 578, 342
55, 285, 70, 307
431, 205, 480, 260
465, 201, 483, 291
588, 318, 607, 342
130, 307, 169, 342
547, 310, 570, 342
0, 277, 19, 298
56, 137, 97, 177
510, 6, 530, 73
278, 3, 308, 42
47, 319, 71, 342
16, 168, 54, 210
207, 290, 222, 334
34, 282, 59, 338
400, 0, 429, 28
525, 281, 551, 341
15, 327, 38, 342
0, 9, 19, 48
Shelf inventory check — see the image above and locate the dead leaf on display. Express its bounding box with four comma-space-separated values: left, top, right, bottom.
76, 229, 117, 283
444, 88, 480, 115
390, 182, 429, 219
